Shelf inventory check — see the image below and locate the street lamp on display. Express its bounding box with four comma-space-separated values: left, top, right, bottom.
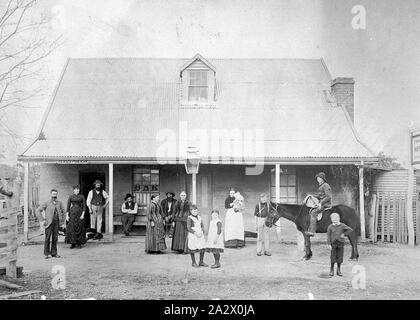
184, 146, 200, 204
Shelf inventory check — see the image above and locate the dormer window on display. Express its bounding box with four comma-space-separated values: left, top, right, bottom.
188, 70, 208, 102
180, 54, 216, 107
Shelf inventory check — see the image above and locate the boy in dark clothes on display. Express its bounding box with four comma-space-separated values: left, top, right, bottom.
327, 212, 353, 277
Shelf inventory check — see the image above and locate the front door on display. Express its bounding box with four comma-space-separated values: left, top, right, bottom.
80, 172, 106, 231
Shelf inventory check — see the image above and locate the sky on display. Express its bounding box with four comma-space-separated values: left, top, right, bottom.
5, 0, 420, 166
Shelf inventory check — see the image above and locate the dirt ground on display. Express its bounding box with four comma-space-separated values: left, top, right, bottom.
1, 235, 420, 300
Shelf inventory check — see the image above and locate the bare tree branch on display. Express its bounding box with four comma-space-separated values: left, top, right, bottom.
0, 0, 62, 138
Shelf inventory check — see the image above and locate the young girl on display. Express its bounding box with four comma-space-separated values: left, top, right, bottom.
186, 205, 208, 267
327, 212, 353, 277
206, 210, 224, 268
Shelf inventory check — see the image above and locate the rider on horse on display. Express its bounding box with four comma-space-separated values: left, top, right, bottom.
306, 172, 332, 236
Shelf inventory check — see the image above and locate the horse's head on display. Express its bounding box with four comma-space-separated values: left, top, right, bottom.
270, 202, 304, 223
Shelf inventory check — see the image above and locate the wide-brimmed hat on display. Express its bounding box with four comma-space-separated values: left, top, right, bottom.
315, 172, 327, 182
93, 180, 103, 186
124, 193, 134, 200
166, 191, 175, 197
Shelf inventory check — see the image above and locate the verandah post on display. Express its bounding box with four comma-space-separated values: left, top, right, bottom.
275, 164, 280, 202
406, 129, 415, 246
23, 162, 29, 243
109, 163, 114, 241
274, 164, 282, 243
358, 160, 366, 242
192, 173, 197, 205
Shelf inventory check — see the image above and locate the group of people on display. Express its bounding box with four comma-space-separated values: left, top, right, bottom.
144, 191, 226, 268
35, 171, 353, 276
36, 180, 109, 259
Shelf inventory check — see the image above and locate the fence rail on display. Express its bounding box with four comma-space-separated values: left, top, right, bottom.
373, 192, 418, 244
0, 207, 18, 277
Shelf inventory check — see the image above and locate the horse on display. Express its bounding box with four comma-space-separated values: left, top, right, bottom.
271, 202, 360, 261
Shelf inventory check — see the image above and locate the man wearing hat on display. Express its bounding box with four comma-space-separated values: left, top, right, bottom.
307, 172, 332, 236
86, 180, 109, 238
161, 191, 177, 238
121, 193, 138, 236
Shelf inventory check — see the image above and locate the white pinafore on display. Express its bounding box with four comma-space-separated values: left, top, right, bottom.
205, 218, 224, 250
187, 215, 206, 251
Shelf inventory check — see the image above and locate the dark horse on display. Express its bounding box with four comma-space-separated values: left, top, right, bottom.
271, 202, 360, 261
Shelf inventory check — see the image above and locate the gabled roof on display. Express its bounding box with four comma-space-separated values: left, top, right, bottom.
179, 53, 216, 73
19, 56, 377, 163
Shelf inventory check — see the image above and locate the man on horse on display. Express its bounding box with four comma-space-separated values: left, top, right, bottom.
306, 172, 332, 236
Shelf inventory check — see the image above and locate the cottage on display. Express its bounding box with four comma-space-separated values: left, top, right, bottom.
18, 54, 378, 241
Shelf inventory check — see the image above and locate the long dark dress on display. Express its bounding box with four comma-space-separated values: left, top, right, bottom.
225, 196, 235, 209
145, 201, 166, 253
65, 194, 87, 246
171, 200, 190, 252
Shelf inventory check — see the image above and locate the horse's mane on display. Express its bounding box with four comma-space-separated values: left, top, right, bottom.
271, 202, 301, 209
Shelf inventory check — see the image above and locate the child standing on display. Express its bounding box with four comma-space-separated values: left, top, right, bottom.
187, 205, 208, 268
327, 212, 353, 277
206, 210, 224, 268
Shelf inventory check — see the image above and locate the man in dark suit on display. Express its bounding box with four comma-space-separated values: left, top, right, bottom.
36, 189, 66, 259
161, 191, 177, 238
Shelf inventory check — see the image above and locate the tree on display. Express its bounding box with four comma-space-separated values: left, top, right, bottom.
0, 0, 62, 141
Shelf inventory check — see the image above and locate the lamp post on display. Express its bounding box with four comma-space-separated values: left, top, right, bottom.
184, 147, 200, 204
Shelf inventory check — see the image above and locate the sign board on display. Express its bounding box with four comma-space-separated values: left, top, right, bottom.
412, 133, 420, 165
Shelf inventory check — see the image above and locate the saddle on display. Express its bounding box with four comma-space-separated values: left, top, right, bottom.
303, 195, 332, 221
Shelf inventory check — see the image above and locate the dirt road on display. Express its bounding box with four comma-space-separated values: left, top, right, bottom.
1, 236, 419, 299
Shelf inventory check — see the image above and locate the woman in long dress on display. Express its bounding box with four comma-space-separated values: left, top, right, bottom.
65, 185, 87, 248
224, 192, 245, 248
171, 191, 190, 253
145, 194, 166, 253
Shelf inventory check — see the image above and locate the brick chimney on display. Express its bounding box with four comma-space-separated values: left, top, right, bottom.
331, 77, 355, 123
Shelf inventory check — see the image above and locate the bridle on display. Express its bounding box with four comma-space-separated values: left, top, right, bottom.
274, 202, 306, 224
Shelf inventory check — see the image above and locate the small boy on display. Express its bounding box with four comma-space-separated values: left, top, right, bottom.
327, 212, 353, 277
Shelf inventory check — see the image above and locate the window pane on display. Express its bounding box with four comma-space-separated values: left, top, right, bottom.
288, 187, 296, 197
199, 87, 208, 99
280, 175, 288, 186
142, 173, 150, 185
151, 173, 159, 185
280, 186, 288, 197
190, 71, 207, 85
133, 173, 142, 184
288, 174, 296, 186
188, 86, 208, 101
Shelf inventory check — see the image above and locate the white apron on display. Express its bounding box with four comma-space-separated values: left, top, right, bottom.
206, 218, 224, 249
224, 208, 244, 241
187, 215, 206, 250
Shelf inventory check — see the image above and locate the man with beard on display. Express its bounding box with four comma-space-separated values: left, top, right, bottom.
36, 189, 66, 259
161, 191, 177, 238
121, 193, 138, 236
86, 180, 109, 239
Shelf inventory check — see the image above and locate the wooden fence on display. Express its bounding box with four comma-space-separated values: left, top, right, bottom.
0, 207, 18, 277
372, 192, 419, 244
0, 179, 21, 278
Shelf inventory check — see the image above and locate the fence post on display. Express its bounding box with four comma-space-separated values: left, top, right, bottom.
369, 193, 376, 242
374, 192, 379, 242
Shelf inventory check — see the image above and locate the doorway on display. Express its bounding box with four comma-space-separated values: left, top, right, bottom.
79, 172, 106, 232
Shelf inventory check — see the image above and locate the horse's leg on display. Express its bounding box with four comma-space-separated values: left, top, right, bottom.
302, 232, 312, 260
347, 231, 359, 260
